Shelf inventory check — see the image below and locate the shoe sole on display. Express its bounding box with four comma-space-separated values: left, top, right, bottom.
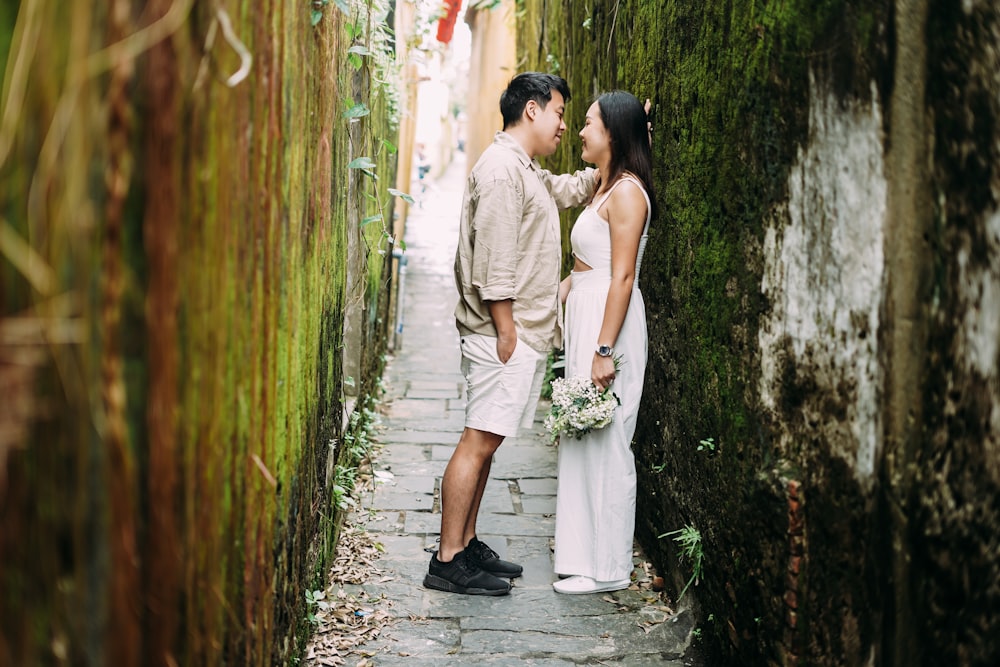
552, 580, 630, 595
423, 574, 511, 596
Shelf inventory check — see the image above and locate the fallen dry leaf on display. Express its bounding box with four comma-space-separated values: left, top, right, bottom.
303, 516, 395, 665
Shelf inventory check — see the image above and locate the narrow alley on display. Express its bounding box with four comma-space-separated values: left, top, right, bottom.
314, 154, 698, 665
5, 2, 999, 664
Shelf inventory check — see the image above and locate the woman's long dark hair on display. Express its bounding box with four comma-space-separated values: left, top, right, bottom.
595, 90, 657, 220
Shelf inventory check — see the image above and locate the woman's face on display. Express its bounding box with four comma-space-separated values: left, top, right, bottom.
579, 101, 611, 165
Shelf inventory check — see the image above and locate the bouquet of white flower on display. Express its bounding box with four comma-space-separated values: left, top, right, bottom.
543, 376, 620, 443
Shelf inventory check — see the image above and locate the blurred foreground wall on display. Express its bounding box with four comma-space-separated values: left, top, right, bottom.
0, 1, 401, 664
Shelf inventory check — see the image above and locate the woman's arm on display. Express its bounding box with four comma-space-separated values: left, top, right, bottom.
559, 274, 572, 304
591, 181, 648, 390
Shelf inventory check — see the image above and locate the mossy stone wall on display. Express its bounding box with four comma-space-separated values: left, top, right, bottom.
0, 1, 398, 664
519, 1, 999, 664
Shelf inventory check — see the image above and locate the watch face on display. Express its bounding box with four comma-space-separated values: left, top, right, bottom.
598, 345, 612, 357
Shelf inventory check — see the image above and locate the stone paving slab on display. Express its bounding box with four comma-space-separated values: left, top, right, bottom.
521, 495, 557, 515
429, 444, 458, 461
383, 370, 466, 388
370, 489, 436, 512
518, 477, 559, 495
488, 458, 557, 479
368, 654, 584, 667
375, 459, 448, 478
405, 388, 463, 399
386, 398, 455, 419
317, 155, 699, 666
376, 474, 437, 494
460, 628, 618, 659
376, 429, 458, 445
382, 414, 467, 431
365, 617, 459, 656
418, 586, 617, 619
403, 510, 556, 537
408, 379, 466, 392
375, 444, 432, 464
471, 490, 516, 515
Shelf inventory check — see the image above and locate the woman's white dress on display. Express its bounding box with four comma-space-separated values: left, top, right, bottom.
553, 176, 650, 582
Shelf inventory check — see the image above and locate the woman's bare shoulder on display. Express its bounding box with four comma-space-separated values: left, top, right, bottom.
607, 177, 648, 221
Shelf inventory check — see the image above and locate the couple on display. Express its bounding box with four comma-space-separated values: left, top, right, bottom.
424, 72, 654, 596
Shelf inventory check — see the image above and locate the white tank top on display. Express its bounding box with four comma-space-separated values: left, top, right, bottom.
570, 175, 651, 280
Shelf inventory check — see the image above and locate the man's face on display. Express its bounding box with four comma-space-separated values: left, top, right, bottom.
528, 90, 567, 157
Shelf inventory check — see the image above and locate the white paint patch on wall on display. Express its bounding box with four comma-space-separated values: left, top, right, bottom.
959, 209, 1000, 377
956, 207, 1000, 464
759, 72, 887, 484
955, 0, 1000, 482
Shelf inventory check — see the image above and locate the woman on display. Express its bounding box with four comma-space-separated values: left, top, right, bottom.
552, 91, 655, 594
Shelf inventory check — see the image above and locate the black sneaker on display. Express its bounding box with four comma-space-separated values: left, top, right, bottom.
466, 536, 523, 579
423, 549, 511, 596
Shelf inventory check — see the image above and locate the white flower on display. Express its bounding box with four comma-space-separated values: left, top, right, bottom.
544, 376, 620, 443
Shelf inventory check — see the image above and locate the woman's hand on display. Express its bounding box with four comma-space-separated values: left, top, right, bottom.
559, 275, 572, 305
592, 353, 616, 391
644, 98, 653, 146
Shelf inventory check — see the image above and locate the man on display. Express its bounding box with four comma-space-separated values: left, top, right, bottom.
424, 72, 596, 596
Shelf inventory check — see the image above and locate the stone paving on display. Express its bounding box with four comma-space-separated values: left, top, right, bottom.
346, 154, 697, 665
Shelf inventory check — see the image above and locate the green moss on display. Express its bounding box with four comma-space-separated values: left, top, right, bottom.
520, 0, 892, 663
0, 0, 399, 664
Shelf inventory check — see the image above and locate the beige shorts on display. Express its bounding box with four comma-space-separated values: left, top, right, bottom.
460, 333, 547, 438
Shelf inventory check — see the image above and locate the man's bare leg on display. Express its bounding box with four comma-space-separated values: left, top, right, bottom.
462, 456, 492, 546
438, 427, 504, 562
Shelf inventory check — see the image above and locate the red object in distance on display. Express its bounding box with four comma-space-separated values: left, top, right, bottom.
436, 0, 462, 44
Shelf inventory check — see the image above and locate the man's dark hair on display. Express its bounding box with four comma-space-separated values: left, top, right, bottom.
499, 72, 571, 129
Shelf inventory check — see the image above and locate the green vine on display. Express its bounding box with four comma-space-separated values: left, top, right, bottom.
333, 396, 381, 510
338, 0, 413, 256
310, 0, 349, 26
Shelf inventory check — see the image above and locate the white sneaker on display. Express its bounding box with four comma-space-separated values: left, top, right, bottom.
552, 575, 630, 595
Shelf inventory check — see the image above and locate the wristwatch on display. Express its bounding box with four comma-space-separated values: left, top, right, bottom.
596, 344, 614, 357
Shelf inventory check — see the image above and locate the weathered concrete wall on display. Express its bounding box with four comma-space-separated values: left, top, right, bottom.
914, 1, 1000, 663
518, 0, 999, 664
464, 0, 517, 171
0, 1, 400, 664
